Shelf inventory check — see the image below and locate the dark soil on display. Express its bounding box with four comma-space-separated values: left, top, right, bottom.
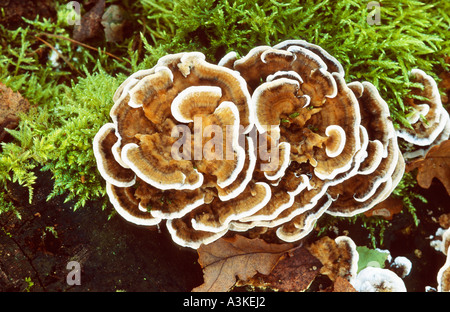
0, 0, 56, 30
383, 182, 449, 292
0, 170, 203, 292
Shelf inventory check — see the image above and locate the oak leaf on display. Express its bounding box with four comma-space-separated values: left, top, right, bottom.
193, 235, 294, 292
243, 245, 322, 292
408, 140, 450, 196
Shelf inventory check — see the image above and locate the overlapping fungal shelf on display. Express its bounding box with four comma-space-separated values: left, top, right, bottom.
396, 69, 450, 160
93, 40, 445, 249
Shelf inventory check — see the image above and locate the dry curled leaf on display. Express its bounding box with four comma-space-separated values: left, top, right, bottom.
243, 245, 322, 292
408, 140, 450, 196
193, 235, 294, 292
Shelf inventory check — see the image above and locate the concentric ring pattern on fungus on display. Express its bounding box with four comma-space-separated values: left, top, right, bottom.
94, 40, 448, 249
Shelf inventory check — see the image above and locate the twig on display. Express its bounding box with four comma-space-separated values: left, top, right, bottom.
36, 32, 124, 62
34, 35, 83, 77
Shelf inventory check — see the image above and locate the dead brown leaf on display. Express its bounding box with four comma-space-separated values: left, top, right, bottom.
193, 235, 294, 292
332, 276, 357, 292
243, 245, 322, 292
439, 213, 450, 229
0, 82, 30, 142
363, 196, 403, 220
408, 140, 450, 196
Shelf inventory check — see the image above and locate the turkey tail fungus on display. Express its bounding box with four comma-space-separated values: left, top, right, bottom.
93, 40, 447, 249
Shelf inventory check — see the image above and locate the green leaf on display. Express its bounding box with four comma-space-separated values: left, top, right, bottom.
356, 246, 390, 273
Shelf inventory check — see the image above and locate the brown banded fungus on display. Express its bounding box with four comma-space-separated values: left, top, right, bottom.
94, 51, 260, 247
94, 40, 429, 249
325, 81, 405, 217
397, 69, 450, 160
307, 236, 359, 284
222, 40, 403, 243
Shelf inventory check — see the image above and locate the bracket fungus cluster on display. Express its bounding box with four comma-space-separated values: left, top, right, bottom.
93, 39, 431, 249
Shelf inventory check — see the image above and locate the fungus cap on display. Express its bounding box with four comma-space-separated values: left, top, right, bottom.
273, 39, 345, 77
325, 125, 346, 157
106, 182, 161, 226
397, 69, 450, 147
352, 267, 407, 292
93, 123, 136, 187
324, 78, 405, 217
306, 235, 359, 283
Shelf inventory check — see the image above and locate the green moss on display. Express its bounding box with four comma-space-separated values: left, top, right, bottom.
0, 0, 448, 230
316, 213, 390, 248
1, 69, 120, 210
392, 171, 426, 226
0, 191, 20, 219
